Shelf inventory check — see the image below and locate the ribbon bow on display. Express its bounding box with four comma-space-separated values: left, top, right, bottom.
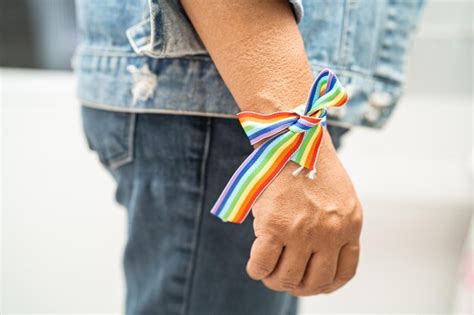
210, 69, 348, 223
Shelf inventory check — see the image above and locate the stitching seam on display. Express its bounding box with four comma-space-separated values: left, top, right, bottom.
181, 118, 212, 315
81, 100, 238, 119
109, 113, 137, 169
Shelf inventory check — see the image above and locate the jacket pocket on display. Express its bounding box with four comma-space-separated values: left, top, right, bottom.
81, 106, 136, 170
126, 0, 207, 58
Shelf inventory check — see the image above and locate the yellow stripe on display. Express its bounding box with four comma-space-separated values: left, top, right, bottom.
327, 88, 345, 106
299, 124, 321, 168
315, 86, 345, 112
240, 116, 294, 127
320, 82, 328, 95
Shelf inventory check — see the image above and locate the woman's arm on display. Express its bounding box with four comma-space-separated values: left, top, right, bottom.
181, 0, 313, 113
182, 0, 363, 296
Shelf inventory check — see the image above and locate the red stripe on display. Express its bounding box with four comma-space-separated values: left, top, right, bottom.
238, 111, 297, 120
334, 92, 348, 107
299, 115, 322, 124
305, 127, 323, 169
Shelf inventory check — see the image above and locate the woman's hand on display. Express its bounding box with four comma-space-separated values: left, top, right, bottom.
247, 132, 363, 295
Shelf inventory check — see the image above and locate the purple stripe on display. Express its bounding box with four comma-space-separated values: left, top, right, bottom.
210, 134, 278, 216
305, 69, 330, 114
292, 121, 313, 131
296, 118, 315, 128
247, 117, 296, 142
249, 123, 293, 145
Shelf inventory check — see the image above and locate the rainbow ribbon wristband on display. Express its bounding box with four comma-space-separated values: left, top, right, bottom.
210, 69, 349, 224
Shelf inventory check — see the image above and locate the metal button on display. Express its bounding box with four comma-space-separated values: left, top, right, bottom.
364, 106, 380, 123
369, 91, 393, 108
385, 20, 397, 31
387, 7, 397, 17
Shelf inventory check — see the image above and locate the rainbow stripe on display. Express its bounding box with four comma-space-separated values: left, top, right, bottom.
210, 69, 348, 223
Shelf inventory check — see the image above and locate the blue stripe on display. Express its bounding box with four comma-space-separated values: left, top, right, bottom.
305, 69, 329, 114
213, 133, 284, 216
327, 73, 336, 90
292, 121, 313, 131
248, 118, 296, 142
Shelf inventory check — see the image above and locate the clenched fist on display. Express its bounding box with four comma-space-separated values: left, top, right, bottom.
247, 131, 363, 296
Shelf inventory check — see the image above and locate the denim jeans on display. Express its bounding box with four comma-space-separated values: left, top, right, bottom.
82, 106, 349, 315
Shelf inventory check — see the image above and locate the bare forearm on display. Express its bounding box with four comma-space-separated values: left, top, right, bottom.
181, 0, 314, 114
182, 1, 362, 296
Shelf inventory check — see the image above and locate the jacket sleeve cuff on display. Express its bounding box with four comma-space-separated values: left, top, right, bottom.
289, 0, 304, 23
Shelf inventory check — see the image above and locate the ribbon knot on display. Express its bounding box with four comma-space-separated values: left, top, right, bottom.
288, 114, 324, 134
210, 69, 348, 223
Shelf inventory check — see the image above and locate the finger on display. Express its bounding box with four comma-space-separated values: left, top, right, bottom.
246, 235, 283, 280
322, 242, 360, 294
262, 246, 311, 291
291, 250, 338, 296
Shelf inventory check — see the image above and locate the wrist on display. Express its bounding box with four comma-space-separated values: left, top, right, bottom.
320, 128, 337, 153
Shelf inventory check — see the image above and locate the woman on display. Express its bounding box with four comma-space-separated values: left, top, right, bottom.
75, 1, 424, 314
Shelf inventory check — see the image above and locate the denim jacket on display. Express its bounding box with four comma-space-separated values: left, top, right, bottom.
74, 0, 424, 128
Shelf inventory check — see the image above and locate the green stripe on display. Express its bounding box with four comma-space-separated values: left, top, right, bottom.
307, 76, 328, 112
292, 125, 318, 164
309, 85, 342, 115
220, 132, 297, 220
243, 124, 258, 133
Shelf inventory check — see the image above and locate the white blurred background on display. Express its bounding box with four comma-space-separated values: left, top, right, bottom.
1, 0, 473, 314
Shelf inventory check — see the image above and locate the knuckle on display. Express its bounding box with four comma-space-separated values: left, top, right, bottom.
263, 276, 299, 291
352, 211, 363, 230
318, 281, 334, 289
347, 243, 361, 253
277, 278, 299, 290
323, 280, 347, 294
318, 284, 335, 294
247, 261, 272, 279
262, 233, 282, 245
262, 279, 285, 292
337, 270, 357, 282
346, 196, 359, 211
323, 214, 344, 234
307, 281, 332, 293
255, 228, 284, 242
292, 288, 321, 296
289, 213, 316, 236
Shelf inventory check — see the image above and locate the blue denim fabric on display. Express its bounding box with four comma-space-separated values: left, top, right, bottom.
74, 0, 424, 128
81, 107, 349, 315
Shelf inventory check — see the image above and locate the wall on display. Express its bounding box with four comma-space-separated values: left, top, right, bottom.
1, 0, 472, 314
